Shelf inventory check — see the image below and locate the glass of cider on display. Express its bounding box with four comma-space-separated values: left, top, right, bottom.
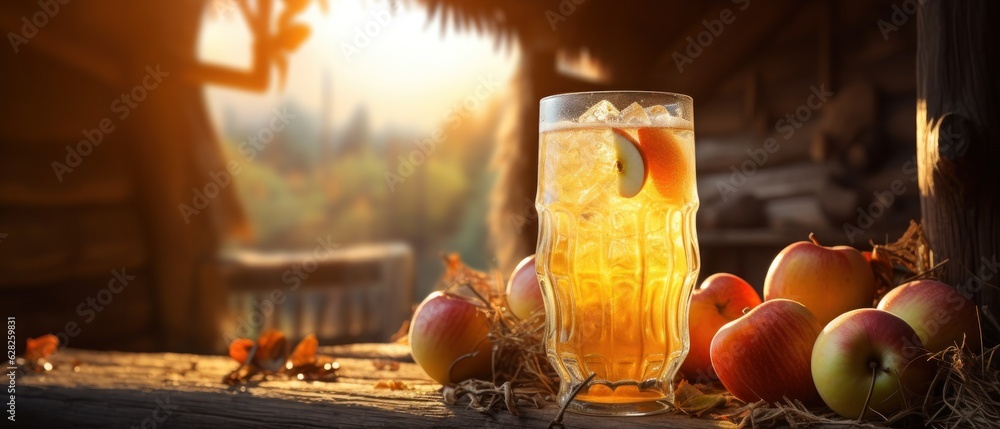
536, 92, 700, 416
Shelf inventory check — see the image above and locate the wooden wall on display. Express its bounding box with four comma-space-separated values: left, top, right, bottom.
0, 17, 156, 350
0, 1, 243, 353
680, 0, 921, 289
485, 0, 923, 285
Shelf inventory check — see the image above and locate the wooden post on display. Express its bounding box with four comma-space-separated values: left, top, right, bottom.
917, 0, 1000, 345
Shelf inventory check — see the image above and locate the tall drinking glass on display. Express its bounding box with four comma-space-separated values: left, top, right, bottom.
536, 92, 699, 416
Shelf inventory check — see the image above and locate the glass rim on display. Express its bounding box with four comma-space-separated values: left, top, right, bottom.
540, 90, 693, 104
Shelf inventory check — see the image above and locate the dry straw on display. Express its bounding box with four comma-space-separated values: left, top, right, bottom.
437, 254, 558, 415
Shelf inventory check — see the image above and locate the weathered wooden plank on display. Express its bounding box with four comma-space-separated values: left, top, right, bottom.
0, 140, 134, 207
697, 161, 827, 203
17, 348, 733, 428
6, 272, 156, 351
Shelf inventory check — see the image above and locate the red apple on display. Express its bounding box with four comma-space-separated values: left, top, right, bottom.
682, 273, 762, 380
409, 292, 493, 384
710, 299, 822, 404
764, 237, 877, 327
877, 279, 981, 354
506, 255, 543, 320
811, 309, 936, 419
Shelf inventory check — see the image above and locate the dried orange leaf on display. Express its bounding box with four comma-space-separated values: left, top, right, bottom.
674, 380, 728, 417
443, 253, 463, 276
255, 329, 289, 372
25, 334, 59, 361
288, 334, 318, 368
228, 338, 255, 364
440, 253, 495, 301
374, 379, 409, 390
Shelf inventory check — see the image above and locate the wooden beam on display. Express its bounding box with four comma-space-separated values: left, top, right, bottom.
645, 0, 806, 100
916, 0, 1000, 344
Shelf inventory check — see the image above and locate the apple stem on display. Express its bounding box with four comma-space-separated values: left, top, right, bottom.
808, 232, 822, 246
858, 361, 878, 423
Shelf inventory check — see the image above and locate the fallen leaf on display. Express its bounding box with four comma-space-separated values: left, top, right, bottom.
255, 330, 289, 372
443, 253, 463, 275
288, 334, 318, 368
224, 330, 338, 384
439, 253, 496, 303
674, 380, 729, 417
25, 334, 59, 362
228, 338, 255, 364
374, 380, 409, 390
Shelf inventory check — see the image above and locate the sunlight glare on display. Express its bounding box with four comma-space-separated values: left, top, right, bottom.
198, 0, 519, 133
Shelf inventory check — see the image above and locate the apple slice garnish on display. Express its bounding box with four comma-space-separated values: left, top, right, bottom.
636, 127, 691, 204
611, 128, 647, 198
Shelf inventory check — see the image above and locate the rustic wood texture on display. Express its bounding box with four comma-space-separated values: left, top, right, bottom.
18, 345, 734, 428
916, 0, 1000, 344
0, 205, 145, 287
0, 1, 253, 353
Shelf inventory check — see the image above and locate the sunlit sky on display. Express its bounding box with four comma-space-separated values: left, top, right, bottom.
198, 0, 519, 133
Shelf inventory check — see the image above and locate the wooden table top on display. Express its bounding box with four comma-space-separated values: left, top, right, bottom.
18, 344, 735, 428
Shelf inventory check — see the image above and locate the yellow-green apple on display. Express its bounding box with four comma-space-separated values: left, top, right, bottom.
682, 273, 762, 380
506, 255, 543, 320
877, 280, 981, 354
409, 292, 493, 384
764, 236, 877, 327
811, 309, 936, 419
710, 299, 822, 404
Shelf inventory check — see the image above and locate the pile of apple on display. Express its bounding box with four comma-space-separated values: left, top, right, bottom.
408, 255, 543, 385
409, 240, 981, 421
686, 237, 981, 419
